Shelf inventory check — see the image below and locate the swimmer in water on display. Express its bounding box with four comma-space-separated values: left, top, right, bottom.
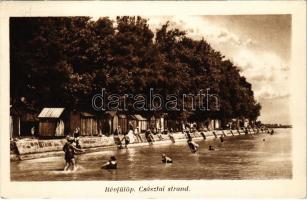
209, 145, 215, 151
270, 129, 274, 135
187, 139, 199, 153
63, 136, 84, 171
101, 156, 117, 169
161, 154, 173, 163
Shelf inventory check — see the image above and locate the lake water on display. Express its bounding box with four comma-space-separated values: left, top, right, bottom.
11, 128, 292, 181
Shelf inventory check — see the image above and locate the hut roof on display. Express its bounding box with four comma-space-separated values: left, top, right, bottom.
80, 112, 95, 117
105, 111, 117, 117
38, 108, 65, 118
128, 115, 137, 120
134, 114, 147, 121
118, 114, 127, 118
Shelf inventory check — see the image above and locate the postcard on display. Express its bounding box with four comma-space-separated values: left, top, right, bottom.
0, 1, 306, 198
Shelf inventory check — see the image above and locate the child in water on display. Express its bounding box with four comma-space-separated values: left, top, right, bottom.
63, 136, 84, 171
161, 154, 173, 163
101, 156, 117, 169
187, 139, 199, 153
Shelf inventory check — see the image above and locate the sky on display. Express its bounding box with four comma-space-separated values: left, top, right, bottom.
145, 15, 292, 125
93, 15, 291, 124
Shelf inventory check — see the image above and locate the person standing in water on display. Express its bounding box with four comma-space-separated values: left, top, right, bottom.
63, 136, 84, 171
101, 156, 117, 169
187, 139, 199, 153
145, 129, 155, 144
270, 129, 274, 135
121, 133, 130, 148
113, 128, 123, 148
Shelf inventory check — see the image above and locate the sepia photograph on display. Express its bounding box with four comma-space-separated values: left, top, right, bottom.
9, 15, 292, 181
0, 1, 306, 198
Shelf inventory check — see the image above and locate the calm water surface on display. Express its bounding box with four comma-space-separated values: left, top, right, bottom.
11, 128, 292, 181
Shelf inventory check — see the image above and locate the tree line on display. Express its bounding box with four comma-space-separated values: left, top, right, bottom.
10, 16, 261, 126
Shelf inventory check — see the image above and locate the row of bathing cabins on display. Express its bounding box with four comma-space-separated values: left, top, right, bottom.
10, 102, 255, 138
11, 104, 248, 139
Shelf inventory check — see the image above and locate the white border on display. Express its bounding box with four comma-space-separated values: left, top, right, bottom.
0, 1, 306, 198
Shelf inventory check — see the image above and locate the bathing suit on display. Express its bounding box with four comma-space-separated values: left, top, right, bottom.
162, 157, 173, 163
188, 142, 198, 153
63, 143, 75, 161
124, 136, 130, 145
103, 161, 117, 169
145, 131, 153, 142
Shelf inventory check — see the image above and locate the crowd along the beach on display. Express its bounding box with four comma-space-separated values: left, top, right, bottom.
62, 122, 273, 172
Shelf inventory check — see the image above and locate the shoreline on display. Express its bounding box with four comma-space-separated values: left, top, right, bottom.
10, 128, 268, 162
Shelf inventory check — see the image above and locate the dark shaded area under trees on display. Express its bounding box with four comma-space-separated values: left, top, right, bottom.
10, 16, 261, 127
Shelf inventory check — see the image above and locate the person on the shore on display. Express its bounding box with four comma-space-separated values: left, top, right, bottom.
63, 136, 84, 171
134, 127, 143, 143
128, 122, 134, 132
161, 154, 173, 163
187, 139, 199, 153
101, 156, 117, 169
157, 130, 164, 141
184, 126, 193, 141
113, 127, 119, 136
118, 125, 122, 135
219, 136, 224, 142
73, 127, 81, 149
168, 131, 175, 143
121, 133, 130, 148
31, 126, 35, 138
145, 129, 154, 144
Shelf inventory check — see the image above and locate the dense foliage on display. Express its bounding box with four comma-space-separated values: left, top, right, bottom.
10, 17, 261, 125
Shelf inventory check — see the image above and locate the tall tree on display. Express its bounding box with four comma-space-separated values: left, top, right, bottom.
10, 16, 261, 123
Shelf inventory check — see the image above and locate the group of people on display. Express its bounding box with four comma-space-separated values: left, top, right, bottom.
62, 123, 233, 171
62, 127, 84, 171
63, 137, 84, 171
158, 136, 217, 165
114, 123, 161, 148
62, 132, 118, 171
